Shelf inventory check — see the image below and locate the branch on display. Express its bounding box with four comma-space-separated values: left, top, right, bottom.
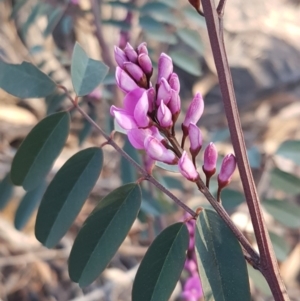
58, 86, 197, 218
201, 0, 289, 300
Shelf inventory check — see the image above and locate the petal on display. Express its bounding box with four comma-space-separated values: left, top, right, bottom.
127, 128, 151, 149
134, 91, 150, 127
110, 106, 137, 130
115, 67, 139, 93
123, 88, 145, 113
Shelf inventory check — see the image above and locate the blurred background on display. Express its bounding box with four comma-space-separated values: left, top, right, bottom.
0, 0, 300, 300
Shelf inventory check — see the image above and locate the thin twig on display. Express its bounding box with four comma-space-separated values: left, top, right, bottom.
201, 0, 289, 300
58, 86, 197, 218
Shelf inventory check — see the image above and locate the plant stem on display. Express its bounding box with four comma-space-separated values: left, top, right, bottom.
58, 85, 197, 218
166, 135, 260, 266
200, 0, 289, 299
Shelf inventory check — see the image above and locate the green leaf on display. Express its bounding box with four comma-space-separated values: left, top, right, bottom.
139, 16, 178, 45
14, 181, 47, 230
195, 209, 251, 301
69, 183, 141, 286
262, 199, 300, 229
140, 2, 170, 14
0, 173, 14, 210
45, 93, 66, 115
43, 6, 65, 37
120, 137, 139, 184
247, 264, 272, 296
220, 189, 244, 212
132, 222, 189, 301
71, 43, 109, 96
0, 61, 56, 98
104, 1, 137, 11
35, 147, 103, 248
102, 19, 131, 31
270, 168, 300, 195
276, 140, 300, 165
11, 112, 70, 191
169, 50, 202, 76
177, 28, 204, 53
182, 6, 206, 27
247, 146, 261, 169
269, 231, 290, 262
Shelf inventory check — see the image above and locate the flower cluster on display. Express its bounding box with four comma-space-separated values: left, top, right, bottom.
110, 42, 236, 189
180, 216, 202, 301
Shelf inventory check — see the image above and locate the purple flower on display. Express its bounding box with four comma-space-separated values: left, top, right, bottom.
123, 62, 147, 88
202, 142, 218, 175
182, 93, 204, 134
182, 276, 203, 301
138, 54, 153, 76
169, 73, 180, 93
115, 67, 139, 93
157, 53, 173, 82
178, 151, 199, 181
127, 127, 164, 150
144, 136, 178, 164
156, 78, 171, 105
124, 42, 138, 63
188, 123, 202, 157
157, 100, 173, 128
218, 154, 237, 187
110, 88, 149, 130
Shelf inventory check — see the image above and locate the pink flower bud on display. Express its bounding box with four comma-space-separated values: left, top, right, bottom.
168, 90, 181, 118
147, 87, 156, 113
218, 154, 237, 187
124, 43, 138, 63
156, 78, 171, 105
157, 53, 173, 82
188, 123, 202, 157
114, 46, 128, 68
123, 62, 147, 88
138, 54, 153, 76
144, 136, 178, 164
202, 142, 218, 176
115, 67, 139, 93
178, 151, 199, 182
157, 100, 173, 128
169, 73, 180, 93
137, 42, 148, 55
182, 93, 204, 134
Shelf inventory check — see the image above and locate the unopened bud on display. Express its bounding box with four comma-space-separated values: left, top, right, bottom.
182, 93, 204, 135
138, 54, 153, 77
188, 123, 202, 158
157, 53, 173, 82
124, 42, 138, 63
202, 142, 218, 178
137, 42, 148, 55
147, 87, 156, 113
156, 78, 171, 105
218, 154, 237, 188
157, 100, 173, 128
123, 62, 147, 88
178, 151, 199, 182
168, 90, 181, 123
114, 46, 128, 68
169, 73, 180, 93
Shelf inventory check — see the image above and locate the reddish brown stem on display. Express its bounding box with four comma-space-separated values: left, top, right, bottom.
201, 0, 289, 300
